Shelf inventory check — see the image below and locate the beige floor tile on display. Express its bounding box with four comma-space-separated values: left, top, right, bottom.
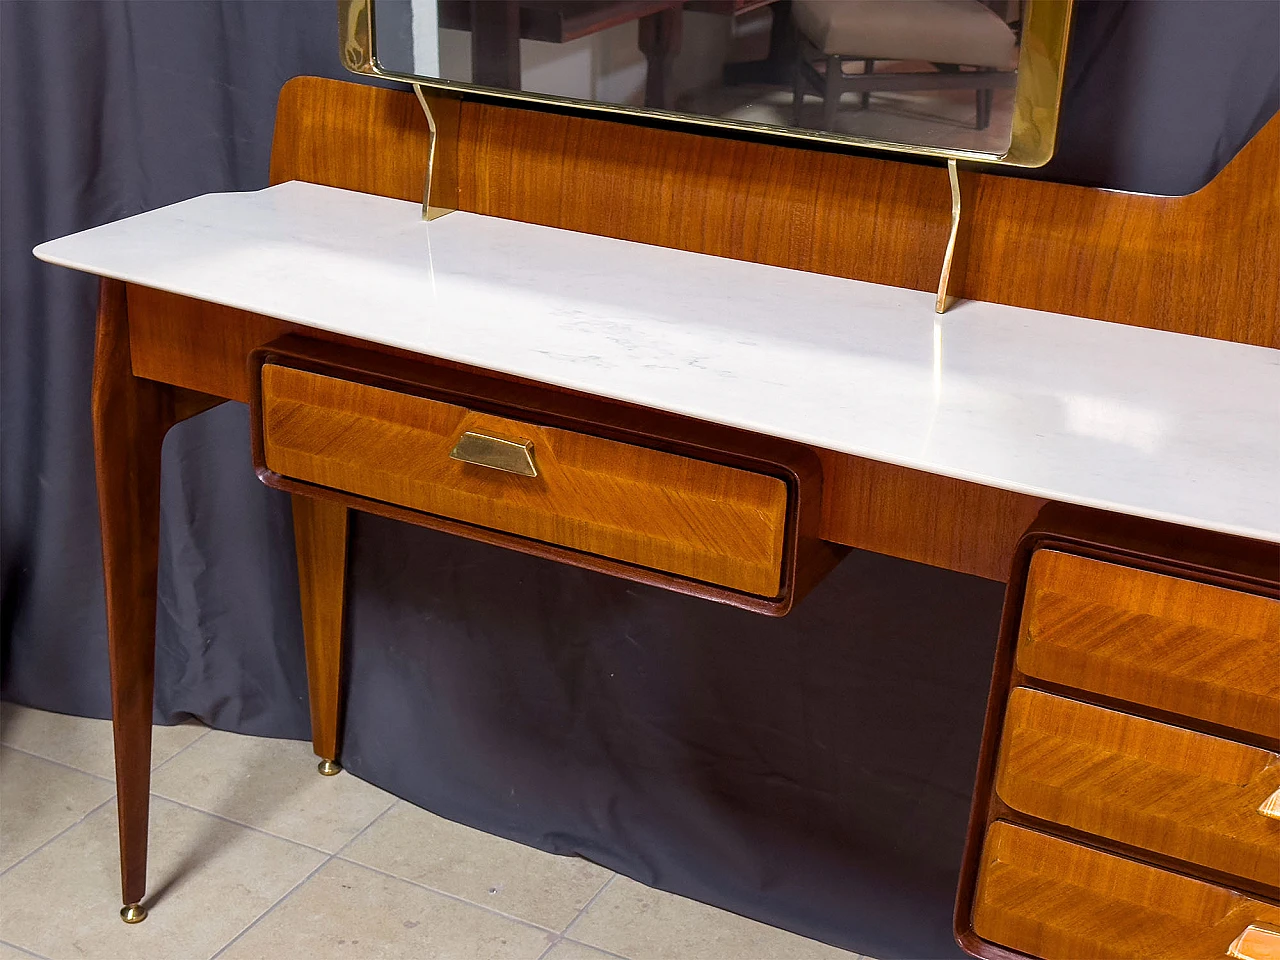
150, 730, 394, 852
543, 940, 625, 960
568, 876, 859, 960
341, 802, 612, 931
0, 703, 207, 780
0, 747, 113, 871
219, 857, 554, 960
0, 796, 325, 960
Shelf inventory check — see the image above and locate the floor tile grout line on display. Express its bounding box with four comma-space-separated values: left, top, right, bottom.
560, 872, 618, 939
207, 852, 337, 960
330, 854, 565, 935
533, 935, 564, 960
0, 712, 212, 781
0, 937, 50, 960
331, 795, 400, 858
0, 743, 117, 784
559, 938, 631, 960
208, 793, 397, 959
147, 791, 364, 857
147, 724, 213, 774
0, 794, 115, 880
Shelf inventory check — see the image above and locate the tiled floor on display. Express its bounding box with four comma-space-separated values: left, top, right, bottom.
0, 704, 866, 960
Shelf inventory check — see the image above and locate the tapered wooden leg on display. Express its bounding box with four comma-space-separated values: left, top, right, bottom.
93, 279, 224, 921
292, 495, 349, 774
92, 279, 173, 921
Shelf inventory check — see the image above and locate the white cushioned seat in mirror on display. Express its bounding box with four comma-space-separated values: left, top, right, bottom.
792, 0, 1018, 68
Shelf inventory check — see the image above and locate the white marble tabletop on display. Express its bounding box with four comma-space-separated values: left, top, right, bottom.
35, 181, 1280, 542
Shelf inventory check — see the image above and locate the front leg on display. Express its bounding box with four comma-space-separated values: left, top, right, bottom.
93, 278, 174, 923
291, 494, 350, 775
93, 279, 223, 922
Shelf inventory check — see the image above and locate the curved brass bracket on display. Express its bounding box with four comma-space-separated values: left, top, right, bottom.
337, 0, 458, 221
413, 85, 459, 221
935, 159, 972, 314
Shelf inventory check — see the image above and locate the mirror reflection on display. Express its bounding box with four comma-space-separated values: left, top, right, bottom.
372, 0, 1023, 154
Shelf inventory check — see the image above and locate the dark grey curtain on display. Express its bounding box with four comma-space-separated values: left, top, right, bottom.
2, 2, 1276, 958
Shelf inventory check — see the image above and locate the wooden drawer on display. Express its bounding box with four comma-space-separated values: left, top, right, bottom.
995, 687, 1280, 890
250, 340, 843, 607
1018, 550, 1280, 740
973, 821, 1280, 960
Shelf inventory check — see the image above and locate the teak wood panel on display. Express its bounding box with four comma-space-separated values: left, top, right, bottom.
972, 822, 1280, 960
1019, 550, 1280, 741
994, 687, 1280, 890
271, 76, 1279, 347
260, 364, 789, 596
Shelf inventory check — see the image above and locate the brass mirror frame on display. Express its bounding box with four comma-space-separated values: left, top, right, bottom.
339, 0, 1072, 167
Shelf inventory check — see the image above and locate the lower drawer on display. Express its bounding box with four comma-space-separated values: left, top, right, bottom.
995, 687, 1280, 890
973, 821, 1280, 960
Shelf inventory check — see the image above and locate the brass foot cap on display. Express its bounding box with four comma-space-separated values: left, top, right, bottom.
120, 903, 147, 924
317, 759, 342, 776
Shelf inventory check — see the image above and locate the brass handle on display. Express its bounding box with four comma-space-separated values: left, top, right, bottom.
1227, 924, 1280, 960
1259, 787, 1280, 821
449, 430, 537, 478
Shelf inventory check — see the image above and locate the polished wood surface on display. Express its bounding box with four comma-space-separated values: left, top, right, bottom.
92, 280, 220, 910
95, 278, 169, 910
955, 507, 1280, 960
127, 286, 293, 398
125, 284, 1037, 582
995, 687, 1280, 890
250, 335, 842, 616
261, 364, 790, 596
973, 821, 1280, 960
271, 76, 1279, 347
817, 453, 1046, 583
291, 495, 349, 765
259, 75, 1280, 583
1019, 550, 1280, 741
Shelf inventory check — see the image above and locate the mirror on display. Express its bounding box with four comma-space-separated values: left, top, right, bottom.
340, 0, 1071, 166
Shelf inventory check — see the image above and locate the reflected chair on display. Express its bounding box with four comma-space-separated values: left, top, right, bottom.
790, 0, 1017, 131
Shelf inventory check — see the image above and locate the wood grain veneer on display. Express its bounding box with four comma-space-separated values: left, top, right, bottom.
122, 77, 1278, 585
973, 822, 1280, 960
1019, 550, 1280, 741
124, 283, 1035, 581
995, 687, 1280, 890
261, 363, 789, 596
248, 335, 843, 613
93, 279, 221, 913
291, 494, 349, 765
271, 76, 1279, 347
955, 506, 1280, 960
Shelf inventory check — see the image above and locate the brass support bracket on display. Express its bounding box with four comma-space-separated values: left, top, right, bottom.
935, 159, 972, 314
412, 83, 460, 221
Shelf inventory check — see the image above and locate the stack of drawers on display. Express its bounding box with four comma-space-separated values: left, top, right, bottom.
959, 539, 1280, 960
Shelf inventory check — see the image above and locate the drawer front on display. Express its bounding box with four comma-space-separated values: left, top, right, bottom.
995, 687, 1280, 889
973, 821, 1280, 960
1018, 550, 1280, 740
261, 365, 790, 596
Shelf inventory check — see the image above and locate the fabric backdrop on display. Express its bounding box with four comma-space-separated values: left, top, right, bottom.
2, 2, 1276, 957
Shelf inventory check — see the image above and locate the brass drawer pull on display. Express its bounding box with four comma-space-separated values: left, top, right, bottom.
449, 430, 538, 477
1228, 924, 1280, 960
1259, 787, 1280, 820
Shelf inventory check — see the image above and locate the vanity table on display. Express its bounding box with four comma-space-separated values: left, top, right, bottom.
34, 76, 1280, 957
